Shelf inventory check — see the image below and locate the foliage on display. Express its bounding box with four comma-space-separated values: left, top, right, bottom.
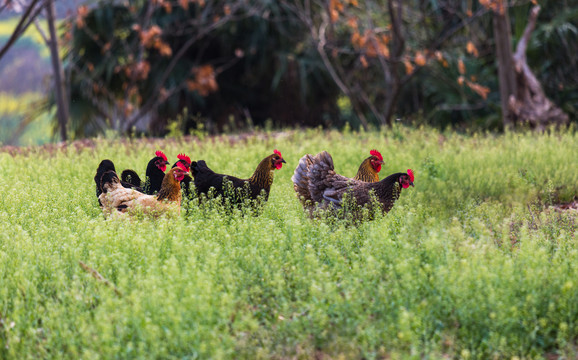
0, 92, 52, 146
0, 128, 577, 358
60, 0, 338, 138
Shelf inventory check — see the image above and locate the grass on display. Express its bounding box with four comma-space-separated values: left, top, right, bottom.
0, 127, 577, 359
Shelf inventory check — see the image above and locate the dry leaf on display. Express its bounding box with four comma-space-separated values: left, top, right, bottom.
466, 80, 490, 99
458, 59, 466, 74
414, 51, 426, 66
466, 41, 479, 57
403, 59, 414, 75
360, 55, 368, 68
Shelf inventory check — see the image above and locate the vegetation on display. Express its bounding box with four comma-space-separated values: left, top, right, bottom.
0, 93, 52, 146
0, 17, 51, 146
0, 128, 577, 358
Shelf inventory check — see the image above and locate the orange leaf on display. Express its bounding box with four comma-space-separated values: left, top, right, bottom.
134, 60, 151, 80
458, 59, 466, 75
347, 16, 358, 30
330, 9, 339, 23
189, 65, 218, 96
329, 0, 343, 23
466, 80, 490, 100
457, 76, 465, 86
403, 59, 414, 75
414, 51, 426, 66
158, 43, 172, 57
359, 55, 368, 68
466, 41, 479, 57
350, 31, 362, 48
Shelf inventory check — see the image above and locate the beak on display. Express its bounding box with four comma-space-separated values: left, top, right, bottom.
281, 158, 286, 164
165, 160, 170, 165
410, 182, 414, 187
380, 160, 385, 164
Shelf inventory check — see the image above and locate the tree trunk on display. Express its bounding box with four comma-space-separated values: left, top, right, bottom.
493, 4, 568, 130
382, 0, 405, 127
46, 0, 69, 141
492, 7, 517, 128
508, 6, 568, 130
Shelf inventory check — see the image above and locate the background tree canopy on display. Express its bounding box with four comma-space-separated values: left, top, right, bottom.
2, 0, 577, 140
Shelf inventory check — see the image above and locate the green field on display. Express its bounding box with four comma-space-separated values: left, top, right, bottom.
0, 128, 577, 359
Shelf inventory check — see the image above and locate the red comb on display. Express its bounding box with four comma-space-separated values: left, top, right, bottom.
370, 149, 383, 161
274, 149, 282, 157
407, 169, 414, 182
155, 150, 167, 162
177, 153, 191, 165
176, 161, 188, 172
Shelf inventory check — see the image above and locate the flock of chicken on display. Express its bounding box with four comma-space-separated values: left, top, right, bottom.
94, 149, 414, 218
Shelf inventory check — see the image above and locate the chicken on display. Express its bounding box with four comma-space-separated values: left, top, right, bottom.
97, 160, 189, 217
172, 153, 193, 200
190, 149, 286, 205
354, 149, 384, 182
292, 151, 413, 216
95, 159, 142, 205
120, 150, 170, 195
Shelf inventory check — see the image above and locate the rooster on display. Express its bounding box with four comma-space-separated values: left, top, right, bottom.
353, 149, 384, 182
97, 160, 189, 217
172, 153, 193, 200
292, 151, 413, 216
190, 149, 286, 205
120, 150, 170, 195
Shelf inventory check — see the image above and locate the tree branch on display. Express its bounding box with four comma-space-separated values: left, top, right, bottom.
33, 18, 49, 44
123, 3, 254, 132
79, 261, 123, 297
0, 0, 43, 61
514, 5, 540, 65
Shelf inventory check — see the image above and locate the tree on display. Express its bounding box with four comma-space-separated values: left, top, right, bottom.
483, 0, 568, 129
44, 0, 69, 140
60, 0, 339, 137
1, 0, 69, 141
282, 0, 494, 128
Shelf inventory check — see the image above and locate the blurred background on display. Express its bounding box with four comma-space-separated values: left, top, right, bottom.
0, 0, 576, 146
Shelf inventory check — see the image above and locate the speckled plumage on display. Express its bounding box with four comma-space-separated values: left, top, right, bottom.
292, 151, 411, 216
